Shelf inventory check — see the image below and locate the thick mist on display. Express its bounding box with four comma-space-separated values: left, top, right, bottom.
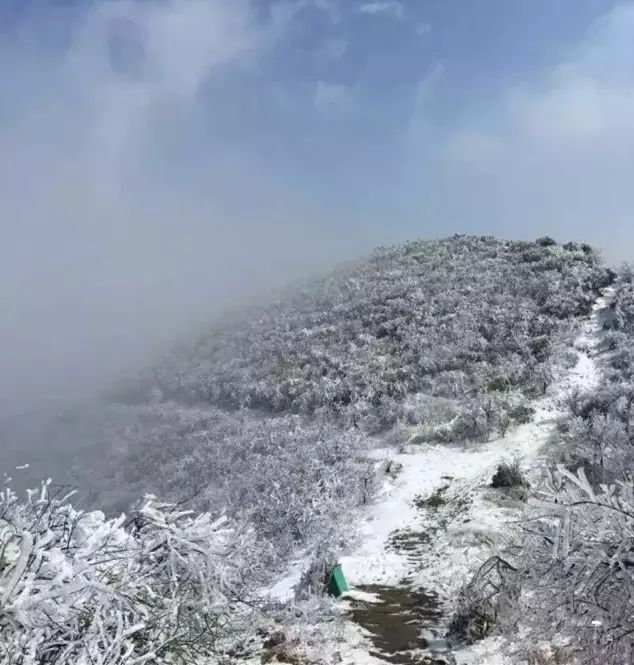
0, 1, 365, 425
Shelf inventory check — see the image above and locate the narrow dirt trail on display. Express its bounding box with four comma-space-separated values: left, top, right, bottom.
337, 290, 612, 665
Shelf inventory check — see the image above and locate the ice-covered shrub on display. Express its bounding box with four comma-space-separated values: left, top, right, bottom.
449, 586, 495, 645
519, 467, 634, 664
0, 480, 254, 665
293, 549, 338, 601
449, 556, 519, 645
508, 403, 535, 424
491, 460, 528, 489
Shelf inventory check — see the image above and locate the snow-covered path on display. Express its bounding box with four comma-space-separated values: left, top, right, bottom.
336, 290, 612, 665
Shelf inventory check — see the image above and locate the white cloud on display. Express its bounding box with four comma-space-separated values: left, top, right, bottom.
50, 0, 260, 192
358, 2, 404, 20
414, 62, 444, 105
314, 81, 351, 112
310, 0, 342, 23
316, 37, 348, 62
408, 62, 444, 142
430, 2, 634, 257
416, 22, 431, 36
445, 130, 506, 176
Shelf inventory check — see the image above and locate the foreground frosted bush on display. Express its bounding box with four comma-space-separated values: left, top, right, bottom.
521, 467, 634, 664
0, 480, 252, 665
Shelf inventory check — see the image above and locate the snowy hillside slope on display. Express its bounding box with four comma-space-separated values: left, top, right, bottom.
0, 235, 617, 665
79, 236, 610, 522
35, 235, 606, 587
117, 236, 607, 427
10, 237, 611, 570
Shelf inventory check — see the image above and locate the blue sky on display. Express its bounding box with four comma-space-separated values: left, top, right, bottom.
1, 0, 633, 412
0, 0, 628, 246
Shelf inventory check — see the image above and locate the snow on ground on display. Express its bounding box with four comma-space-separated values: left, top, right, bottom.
332, 289, 612, 665
267, 553, 309, 603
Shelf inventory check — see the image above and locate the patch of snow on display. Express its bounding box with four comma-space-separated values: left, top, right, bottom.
266, 555, 309, 602
454, 636, 512, 665
341, 589, 380, 603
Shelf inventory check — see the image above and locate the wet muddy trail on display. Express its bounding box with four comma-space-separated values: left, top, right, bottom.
344, 479, 465, 664
348, 583, 445, 665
